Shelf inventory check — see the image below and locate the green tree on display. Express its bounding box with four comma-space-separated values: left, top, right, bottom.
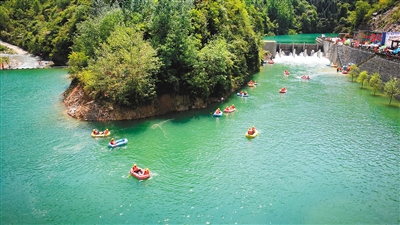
357, 70, 369, 88
368, 72, 382, 95
354, 1, 371, 29
348, 64, 360, 82
82, 27, 161, 107
150, 1, 198, 94
334, 2, 351, 33
68, 51, 89, 76
73, 7, 124, 60
187, 38, 235, 99
267, 0, 295, 35
0, 6, 10, 31
383, 77, 400, 105
189, 8, 209, 46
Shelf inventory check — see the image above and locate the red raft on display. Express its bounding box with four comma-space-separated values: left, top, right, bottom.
301, 75, 310, 80
130, 166, 151, 180
223, 107, 236, 113
284, 70, 290, 76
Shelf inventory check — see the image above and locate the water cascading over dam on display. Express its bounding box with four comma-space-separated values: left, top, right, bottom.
263, 40, 324, 58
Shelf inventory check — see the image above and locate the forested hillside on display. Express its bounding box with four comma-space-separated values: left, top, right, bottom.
1, 0, 399, 108
1, 0, 399, 65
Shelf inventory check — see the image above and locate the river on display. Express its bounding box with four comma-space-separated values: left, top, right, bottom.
263, 33, 337, 43
1, 54, 399, 224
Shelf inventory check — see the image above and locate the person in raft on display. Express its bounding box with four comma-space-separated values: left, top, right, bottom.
230, 104, 235, 109
103, 128, 109, 135
247, 128, 253, 135
132, 164, 143, 174
92, 129, 99, 135
239, 90, 243, 95
244, 90, 248, 95
144, 168, 150, 175
215, 108, 221, 114
251, 126, 256, 133
110, 138, 115, 145
225, 106, 230, 111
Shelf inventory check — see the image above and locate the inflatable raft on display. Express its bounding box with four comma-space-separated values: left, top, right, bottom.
223, 108, 236, 113
130, 166, 150, 180
237, 93, 249, 97
213, 111, 223, 117
245, 129, 258, 138
108, 138, 128, 148
91, 131, 110, 138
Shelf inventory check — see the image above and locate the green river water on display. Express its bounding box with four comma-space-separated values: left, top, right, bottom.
263, 33, 337, 43
1, 55, 399, 224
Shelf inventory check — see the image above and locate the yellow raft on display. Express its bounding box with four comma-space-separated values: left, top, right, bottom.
91, 131, 111, 138
245, 129, 258, 138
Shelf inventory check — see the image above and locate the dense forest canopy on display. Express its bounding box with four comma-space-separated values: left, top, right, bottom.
2, 0, 399, 64
68, 0, 263, 107
1, 0, 399, 108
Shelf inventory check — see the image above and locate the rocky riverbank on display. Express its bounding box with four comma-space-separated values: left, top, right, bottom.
63, 79, 223, 121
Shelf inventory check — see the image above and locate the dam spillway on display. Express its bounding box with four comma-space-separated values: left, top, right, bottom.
263, 40, 324, 58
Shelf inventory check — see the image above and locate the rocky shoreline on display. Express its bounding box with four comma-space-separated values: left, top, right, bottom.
63, 79, 223, 121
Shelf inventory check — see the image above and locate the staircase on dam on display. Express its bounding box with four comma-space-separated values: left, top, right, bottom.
337, 45, 344, 68
356, 53, 376, 67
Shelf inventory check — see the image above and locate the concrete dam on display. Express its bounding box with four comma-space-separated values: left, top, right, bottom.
263, 41, 324, 57
263, 39, 400, 99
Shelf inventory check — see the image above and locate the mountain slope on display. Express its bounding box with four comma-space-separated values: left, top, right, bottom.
371, 3, 400, 32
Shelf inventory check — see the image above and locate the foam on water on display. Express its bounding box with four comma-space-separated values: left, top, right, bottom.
273, 51, 329, 66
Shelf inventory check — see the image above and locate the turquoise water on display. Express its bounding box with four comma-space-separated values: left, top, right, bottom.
1, 56, 399, 224
264, 33, 337, 43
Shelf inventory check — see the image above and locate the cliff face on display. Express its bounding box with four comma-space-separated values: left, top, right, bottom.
63, 82, 217, 121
